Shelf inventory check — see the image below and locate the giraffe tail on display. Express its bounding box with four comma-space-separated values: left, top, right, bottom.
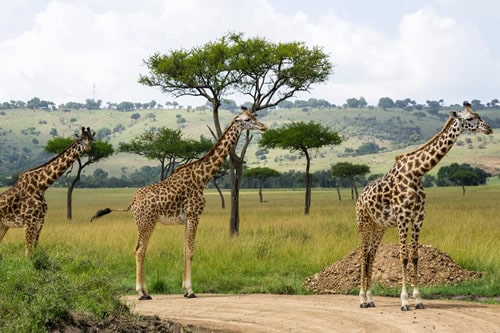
90, 208, 112, 222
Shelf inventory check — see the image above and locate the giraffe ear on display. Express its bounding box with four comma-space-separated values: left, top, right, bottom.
449, 111, 459, 119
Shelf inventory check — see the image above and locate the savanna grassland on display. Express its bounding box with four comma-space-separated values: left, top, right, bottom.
2, 185, 499, 294
0, 185, 499, 331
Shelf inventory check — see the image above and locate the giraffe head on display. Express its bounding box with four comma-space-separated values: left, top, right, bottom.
75, 127, 96, 152
450, 103, 493, 135
235, 107, 268, 132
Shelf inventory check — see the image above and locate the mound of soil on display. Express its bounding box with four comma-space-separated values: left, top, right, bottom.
305, 243, 482, 294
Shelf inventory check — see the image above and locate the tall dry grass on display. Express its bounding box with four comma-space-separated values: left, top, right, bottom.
1, 185, 498, 295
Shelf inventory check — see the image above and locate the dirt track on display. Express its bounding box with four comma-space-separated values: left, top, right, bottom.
124, 294, 500, 332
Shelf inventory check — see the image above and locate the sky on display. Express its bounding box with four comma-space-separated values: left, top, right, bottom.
1, 0, 499, 108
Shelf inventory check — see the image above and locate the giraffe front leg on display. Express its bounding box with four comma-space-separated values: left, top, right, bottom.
23, 219, 44, 256
183, 218, 199, 298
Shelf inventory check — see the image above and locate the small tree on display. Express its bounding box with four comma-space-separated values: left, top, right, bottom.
244, 167, 280, 202
260, 121, 343, 214
45, 138, 114, 220
119, 128, 213, 180
331, 162, 370, 200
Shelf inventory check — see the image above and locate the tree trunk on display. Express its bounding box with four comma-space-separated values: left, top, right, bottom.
228, 130, 253, 237
352, 178, 359, 199
66, 163, 83, 221
66, 185, 74, 220
304, 150, 311, 215
258, 186, 263, 203
229, 156, 242, 237
212, 178, 225, 209
336, 180, 342, 201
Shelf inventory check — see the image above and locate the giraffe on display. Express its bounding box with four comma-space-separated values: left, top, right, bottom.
90, 108, 268, 300
356, 102, 492, 311
0, 127, 95, 256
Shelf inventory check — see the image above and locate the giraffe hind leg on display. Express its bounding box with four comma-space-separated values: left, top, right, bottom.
135, 226, 155, 301
363, 225, 385, 308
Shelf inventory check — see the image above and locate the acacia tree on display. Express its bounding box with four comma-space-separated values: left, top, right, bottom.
119, 127, 212, 180
260, 121, 343, 214
139, 32, 332, 235
45, 138, 114, 220
226, 34, 332, 232
331, 162, 370, 200
244, 167, 280, 202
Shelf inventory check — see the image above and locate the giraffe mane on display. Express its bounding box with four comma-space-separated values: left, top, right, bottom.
395, 116, 455, 161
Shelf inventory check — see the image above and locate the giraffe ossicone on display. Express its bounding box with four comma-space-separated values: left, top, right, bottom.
356, 102, 492, 311
91, 109, 267, 300
0, 127, 95, 256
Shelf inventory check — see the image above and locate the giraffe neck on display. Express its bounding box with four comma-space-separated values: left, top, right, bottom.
395, 117, 462, 178
17, 141, 86, 192
176, 120, 242, 185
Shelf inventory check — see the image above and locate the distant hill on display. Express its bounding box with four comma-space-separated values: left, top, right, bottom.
0, 106, 498, 180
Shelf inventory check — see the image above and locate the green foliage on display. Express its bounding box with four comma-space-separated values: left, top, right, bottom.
437, 163, 491, 186
378, 97, 395, 109
355, 142, 380, 155
331, 162, 370, 178
260, 121, 343, 152
244, 167, 280, 180
139, 32, 332, 114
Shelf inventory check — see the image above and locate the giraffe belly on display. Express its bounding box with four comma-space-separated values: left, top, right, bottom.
1, 216, 25, 228
158, 212, 187, 225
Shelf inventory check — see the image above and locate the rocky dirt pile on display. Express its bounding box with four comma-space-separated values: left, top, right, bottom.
305, 243, 482, 294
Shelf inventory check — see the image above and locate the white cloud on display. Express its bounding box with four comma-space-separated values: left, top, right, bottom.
0, 0, 498, 107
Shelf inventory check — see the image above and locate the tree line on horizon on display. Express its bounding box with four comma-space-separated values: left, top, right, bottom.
1, 96, 500, 113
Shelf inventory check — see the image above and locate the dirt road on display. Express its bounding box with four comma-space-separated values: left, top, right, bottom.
124, 294, 500, 332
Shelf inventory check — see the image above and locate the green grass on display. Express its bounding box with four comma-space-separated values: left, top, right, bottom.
0, 185, 499, 330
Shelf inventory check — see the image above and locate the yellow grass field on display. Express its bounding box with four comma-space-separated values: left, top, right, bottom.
1, 185, 498, 295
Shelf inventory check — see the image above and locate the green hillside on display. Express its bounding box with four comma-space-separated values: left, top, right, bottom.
0, 106, 498, 179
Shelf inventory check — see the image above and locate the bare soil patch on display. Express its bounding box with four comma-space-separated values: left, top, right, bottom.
124, 294, 500, 332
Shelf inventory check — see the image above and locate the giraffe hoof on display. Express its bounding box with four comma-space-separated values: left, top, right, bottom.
138, 295, 153, 301
360, 302, 375, 308
415, 303, 425, 309
184, 293, 197, 299
401, 305, 411, 311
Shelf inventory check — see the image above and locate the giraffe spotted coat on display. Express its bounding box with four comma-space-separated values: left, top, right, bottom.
0, 127, 94, 256
356, 103, 492, 311
91, 109, 268, 300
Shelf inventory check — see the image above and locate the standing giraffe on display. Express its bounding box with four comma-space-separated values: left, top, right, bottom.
0, 127, 95, 256
90, 109, 267, 300
356, 103, 492, 311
